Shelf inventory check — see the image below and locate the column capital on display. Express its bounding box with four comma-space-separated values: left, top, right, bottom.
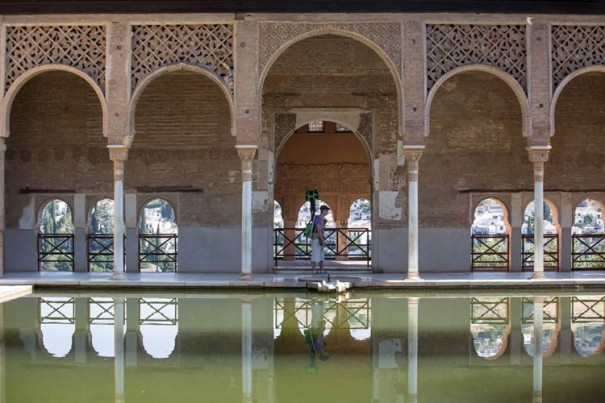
108, 145, 129, 162
403, 145, 425, 163
236, 144, 257, 161
527, 146, 551, 164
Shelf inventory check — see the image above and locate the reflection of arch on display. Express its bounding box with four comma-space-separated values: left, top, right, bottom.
571, 296, 605, 357
2, 64, 107, 138
38, 297, 75, 358
471, 324, 511, 360
129, 63, 235, 145
551, 66, 605, 137
259, 30, 403, 136
139, 298, 178, 359
522, 323, 560, 358
426, 65, 530, 137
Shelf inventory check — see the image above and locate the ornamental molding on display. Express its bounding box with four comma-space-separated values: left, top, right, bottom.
131, 24, 234, 95
278, 163, 370, 178
107, 145, 129, 162
259, 22, 402, 79
552, 25, 605, 91
236, 145, 257, 162
274, 113, 297, 153
5, 25, 106, 92
426, 24, 527, 93
527, 147, 551, 164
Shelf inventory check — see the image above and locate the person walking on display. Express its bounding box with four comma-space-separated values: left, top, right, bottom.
311, 205, 330, 274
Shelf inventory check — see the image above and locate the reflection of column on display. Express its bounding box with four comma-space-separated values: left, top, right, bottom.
559, 297, 572, 363
242, 300, 253, 403
510, 297, 523, 365
404, 146, 424, 280
533, 297, 544, 403
408, 297, 419, 403
125, 298, 140, 367
237, 145, 257, 280
113, 298, 126, 403
528, 146, 551, 278
108, 145, 129, 277
0, 139, 5, 275
74, 297, 89, 364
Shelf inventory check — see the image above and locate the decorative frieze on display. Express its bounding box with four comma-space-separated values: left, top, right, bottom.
5, 25, 106, 92
259, 22, 402, 78
274, 113, 297, 153
131, 24, 234, 93
552, 25, 605, 90
426, 24, 526, 92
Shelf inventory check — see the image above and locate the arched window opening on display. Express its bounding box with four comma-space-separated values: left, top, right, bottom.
521, 297, 560, 357
38, 199, 75, 272
470, 297, 510, 360
521, 201, 559, 271
139, 198, 178, 272
88, 199, 115, 272
572, 199, 605, 270
39, 297, 74, 358
571, 296, 605, 357
347, 198, 372, 261
471, 198, 509, 271
274, 200, 284, 229
140, 298, 178, 359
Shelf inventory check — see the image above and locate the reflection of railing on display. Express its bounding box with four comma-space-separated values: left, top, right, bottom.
521, 297, 559, 323
274, 298, 371, 330
40, 298, 75, 324
471, 297, 509, 324
139, 298, 178, 325
273, 227, 371, 267
572, 296, 605, 322
88, 298, 115, 324
572, 234, 605, 270
38, 234, 74, 272
521, 234, 559, 271
139, 234, 178, 272
471, 234, 509, 271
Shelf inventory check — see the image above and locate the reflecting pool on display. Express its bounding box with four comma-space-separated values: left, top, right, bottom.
2, 291, 605, 402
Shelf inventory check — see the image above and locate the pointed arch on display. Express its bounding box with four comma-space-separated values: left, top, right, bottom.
426, 64, 530, 137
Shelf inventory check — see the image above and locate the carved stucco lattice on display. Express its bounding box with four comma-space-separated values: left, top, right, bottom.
552, 25, 605, 90
357, 113, 373, 154
259, 22, 402, 78
5, 25, 106, 92
274, 113, 297, 153
131, 24, 234, 94
426, 24, 527, 92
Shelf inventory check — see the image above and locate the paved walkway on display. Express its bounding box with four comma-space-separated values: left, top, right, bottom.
1, 270, 605, 291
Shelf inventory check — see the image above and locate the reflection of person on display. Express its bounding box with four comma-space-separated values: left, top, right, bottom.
305, 300, 329, 374
311, 205, 330, 274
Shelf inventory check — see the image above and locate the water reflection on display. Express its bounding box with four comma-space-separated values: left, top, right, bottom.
1, 292, 605, 402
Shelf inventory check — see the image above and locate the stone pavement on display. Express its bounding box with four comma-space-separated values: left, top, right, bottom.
1, 270, 605, 291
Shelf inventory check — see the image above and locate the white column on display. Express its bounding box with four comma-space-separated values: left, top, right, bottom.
532, 296, 544, 403
528, 147, 550, 279
0, 139, 5, 276
241, 300, 253, 403
108, 145, 128, 277
113, 297, 126, 403
1, 303, 5, 403
404, 146, 424, 280
408, 297, 419, 403
237, 145, 257, 280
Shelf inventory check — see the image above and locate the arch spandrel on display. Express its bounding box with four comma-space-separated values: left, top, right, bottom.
425, 65, 530, 138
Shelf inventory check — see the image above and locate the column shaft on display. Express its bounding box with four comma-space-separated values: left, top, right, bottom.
237, 146, 257, 279
404, 146, 424, 280
528, 146, 550, 279
108, 146, 128, 276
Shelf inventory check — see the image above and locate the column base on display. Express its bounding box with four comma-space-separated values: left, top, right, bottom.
405, 272, 422, 281
240, 273, 254, 281
532, 271, 545, 279
112, 271, 126, 279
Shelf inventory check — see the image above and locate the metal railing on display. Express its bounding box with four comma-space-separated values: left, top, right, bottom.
273, 227, 371, 267
521, 234, 559, 271
87, 234, 114, 272
572, 234, 605, 270
471, 234, 509, 271
139, 234, 178, 272
38, 234, 74, 272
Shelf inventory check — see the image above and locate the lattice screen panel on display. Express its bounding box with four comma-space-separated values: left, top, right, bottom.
5, 25, 106, 92
426, 24, 527, 92
131, 24, 234, 93
552, 25, 605, 90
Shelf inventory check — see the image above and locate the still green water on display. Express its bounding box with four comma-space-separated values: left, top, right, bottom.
1, 291, 605, 403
